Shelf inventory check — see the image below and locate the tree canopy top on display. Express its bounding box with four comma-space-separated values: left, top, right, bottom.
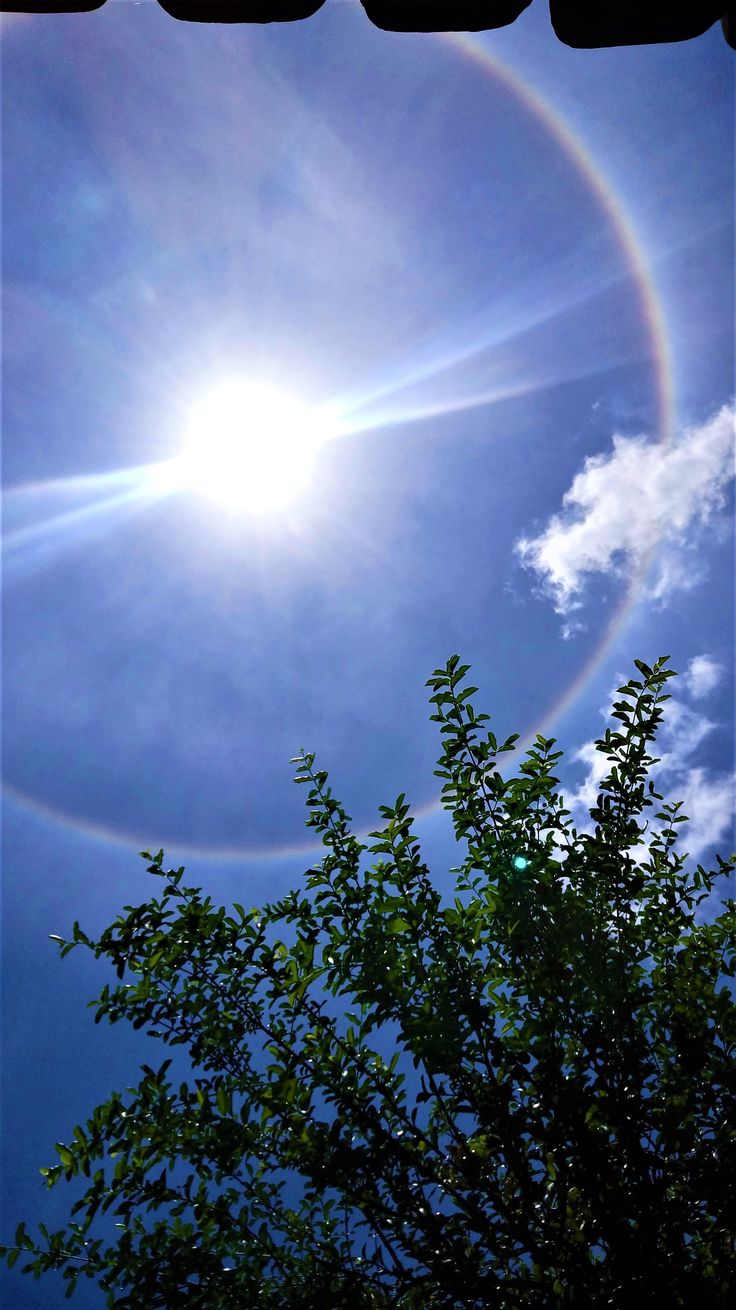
2, 654, 735, 1307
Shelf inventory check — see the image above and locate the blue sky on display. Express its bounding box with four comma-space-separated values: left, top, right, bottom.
1, 3, 734, 1303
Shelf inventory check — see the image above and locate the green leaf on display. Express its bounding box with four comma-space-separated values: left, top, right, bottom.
385, 916, 411, 934
6, 653, 734, 1307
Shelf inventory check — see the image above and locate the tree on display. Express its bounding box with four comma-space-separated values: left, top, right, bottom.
3, 656, 735, 1307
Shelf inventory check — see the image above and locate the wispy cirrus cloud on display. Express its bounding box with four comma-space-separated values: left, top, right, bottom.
516, 403, 735, 617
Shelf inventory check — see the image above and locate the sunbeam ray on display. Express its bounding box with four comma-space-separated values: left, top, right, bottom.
335, 254, 647, 432
2, 463, 175, 586
337, 343, 651, 443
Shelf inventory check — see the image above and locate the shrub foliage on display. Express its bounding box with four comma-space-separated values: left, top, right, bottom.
3, 657, 736, 1306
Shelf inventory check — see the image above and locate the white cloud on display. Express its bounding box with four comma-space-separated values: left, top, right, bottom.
565, 695, 734, 864
561, 618, 587, 641
567, 739, 608, 815
516, 404, 735, 615
656, 697, 716, 769
684, 654, 724, 700
674, 768, 735, 863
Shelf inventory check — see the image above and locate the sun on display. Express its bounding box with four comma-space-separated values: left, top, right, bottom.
175, 379, 329, 514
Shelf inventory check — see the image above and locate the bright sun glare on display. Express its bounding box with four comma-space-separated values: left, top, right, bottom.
176, 379, 329, 514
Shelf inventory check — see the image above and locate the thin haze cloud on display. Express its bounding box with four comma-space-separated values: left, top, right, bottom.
515, 402, 735, 615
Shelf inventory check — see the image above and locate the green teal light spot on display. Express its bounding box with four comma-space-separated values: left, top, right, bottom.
513, 856, 529, 871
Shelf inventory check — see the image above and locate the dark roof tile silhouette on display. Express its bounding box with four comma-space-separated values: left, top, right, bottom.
549, 1, 727, 47
2, 1, 734, 48
157, 0, 324, 18
361, 0, 531, 35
